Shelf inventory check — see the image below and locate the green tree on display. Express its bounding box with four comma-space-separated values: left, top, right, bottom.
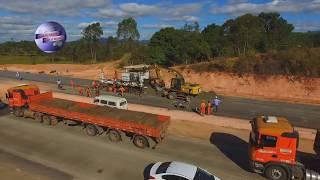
183, 21, 200, 32
202, 24, 229, 57
117, 18, 140, 41
223, 14, 264, 56
258, 12, 294, 50
81, 22, 103, 63
150, 27, 183, 66
150, 27, 210, 66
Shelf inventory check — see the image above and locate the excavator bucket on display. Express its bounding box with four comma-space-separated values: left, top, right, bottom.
314, 129, 320, 155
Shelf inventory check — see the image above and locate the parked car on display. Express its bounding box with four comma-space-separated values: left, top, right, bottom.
145, 161, 221, 180
93, 95, 128, 110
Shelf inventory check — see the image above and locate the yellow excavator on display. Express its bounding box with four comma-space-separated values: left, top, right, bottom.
149, 65, 201, 101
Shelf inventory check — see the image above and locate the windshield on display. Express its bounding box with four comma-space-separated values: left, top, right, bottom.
194, 168, 215, 180
120, 101, 127, 106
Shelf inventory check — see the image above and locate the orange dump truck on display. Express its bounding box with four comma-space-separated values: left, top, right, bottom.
7, 84, 170, 149
249, 116, 320, 180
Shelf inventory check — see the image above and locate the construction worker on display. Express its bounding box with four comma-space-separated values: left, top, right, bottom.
212, 96, 221, 112
95, 88, 100, 97
207, 100, 212, 115
16, 72, 21, 80
86, 86, 92, 97
78, 85, 83, 96
70, 80, 74, 90
119, 86, 125, 97
113, 84, 117, 95
57, 79, 62, 89
200, 100, 206, 116
92, 80, 97, 89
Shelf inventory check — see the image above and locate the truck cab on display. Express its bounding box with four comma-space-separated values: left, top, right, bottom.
249, 116, 301, 180
93, 95, 128, 110
6, 84, 40, 116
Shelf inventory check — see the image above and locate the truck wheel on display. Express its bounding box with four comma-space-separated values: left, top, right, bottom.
13, 108, 24, 117
50, 116, 58, 126
42, 115, 51, 125
168, 92, 175, 100
86, 125, 98, 136
265, 166, 288, 180
133, 135, 149, 149
108, 130, 122, 142
34, 113, 42, 122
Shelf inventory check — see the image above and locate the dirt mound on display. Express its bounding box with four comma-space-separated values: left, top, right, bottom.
1, 60, 121, 80
173, 64, 320, 104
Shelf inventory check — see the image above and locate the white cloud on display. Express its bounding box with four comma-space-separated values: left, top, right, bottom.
0, 16, 36, 40
210, 0, 320, 16
97, 3, 160, 18
78, 21, 118, 29
294, 22, 320, 32
96, 2, 202, 22
166, 3, 202, 17
142, 24, 173, 29
119, 3, 160, 16
0, 0, 110, 16
97, 8, 129, 18
164, 15, 199, 22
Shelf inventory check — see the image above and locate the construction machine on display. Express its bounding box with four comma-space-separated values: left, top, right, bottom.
149, 64, 165, 91
249, 116, 320, 180
149, 65, 201, 101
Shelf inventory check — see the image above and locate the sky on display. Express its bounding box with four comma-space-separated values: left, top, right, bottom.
0, 0, 319, 42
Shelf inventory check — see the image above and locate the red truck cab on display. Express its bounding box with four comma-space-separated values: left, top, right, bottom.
249, 116, 302, 180
7, 84, 40, 116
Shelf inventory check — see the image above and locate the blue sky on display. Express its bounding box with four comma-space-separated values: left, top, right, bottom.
0, 0, 319, 42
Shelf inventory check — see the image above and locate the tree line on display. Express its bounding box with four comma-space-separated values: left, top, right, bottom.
0, 13, 319, 77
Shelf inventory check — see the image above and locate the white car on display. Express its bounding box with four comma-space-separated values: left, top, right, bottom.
146, 161, 221, 180
93, 95, 128, 110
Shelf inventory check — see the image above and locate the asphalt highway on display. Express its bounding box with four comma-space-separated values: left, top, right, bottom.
0, 70, 319, 129
0, 110, 265, 180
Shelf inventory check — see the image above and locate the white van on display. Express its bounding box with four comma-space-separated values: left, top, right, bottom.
93, 95, 128, 110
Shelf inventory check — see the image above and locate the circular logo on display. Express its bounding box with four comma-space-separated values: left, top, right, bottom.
34, 21, 67, 53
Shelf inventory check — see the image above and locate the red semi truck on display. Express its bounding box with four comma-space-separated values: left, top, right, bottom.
249, 116, 320, 180
7, 84, 170, 149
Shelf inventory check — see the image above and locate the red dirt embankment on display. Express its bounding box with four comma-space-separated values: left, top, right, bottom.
174, 67, 320, 104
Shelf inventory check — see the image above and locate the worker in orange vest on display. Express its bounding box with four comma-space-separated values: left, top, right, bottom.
70, 79, 74, 90
86, 86, 92, 97
207, 100, 212, 115
78, 85, 83, 96
200, 100, 206, 116
113, 84, 117, 95
119, 86, 125, 96
92, 80, 98, 89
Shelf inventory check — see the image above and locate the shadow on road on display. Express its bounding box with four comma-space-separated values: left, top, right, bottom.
210, 132, 250, 171
0, 103, 10, 117
297, 151, 320, 172
143, 163, 154, 180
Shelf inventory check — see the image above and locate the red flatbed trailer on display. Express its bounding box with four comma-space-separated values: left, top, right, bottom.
27, 92, 170, 148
